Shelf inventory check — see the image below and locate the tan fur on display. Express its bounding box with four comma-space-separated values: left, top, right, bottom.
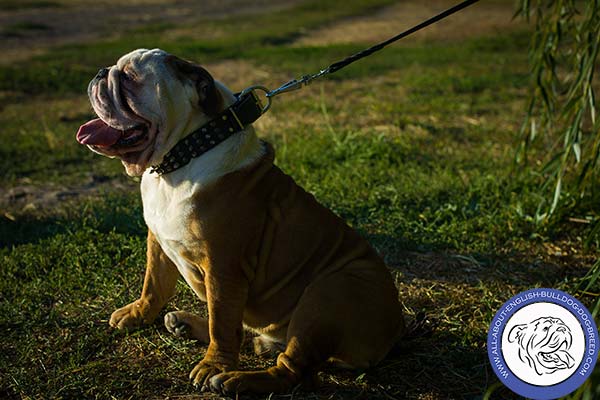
86, 49, 405, 395
109, 231, 178, 329
113, 144, 405, 393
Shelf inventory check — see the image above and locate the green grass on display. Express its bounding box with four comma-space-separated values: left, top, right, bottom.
1, 1, 599, 399
1, 21, 52, 37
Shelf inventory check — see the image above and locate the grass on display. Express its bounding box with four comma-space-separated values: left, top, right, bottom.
0, 1, 60, 11
1, 22, 52, 38
0, 1, 599, 399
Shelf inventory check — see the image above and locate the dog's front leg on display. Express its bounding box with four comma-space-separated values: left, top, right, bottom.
109, 230, 179, 329
189, 269, 248, 390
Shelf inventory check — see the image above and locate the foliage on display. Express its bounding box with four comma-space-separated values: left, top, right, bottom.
516, 0, 600, 218
516, 2, 600, 398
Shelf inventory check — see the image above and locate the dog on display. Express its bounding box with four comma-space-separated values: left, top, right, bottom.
507, 317, 575, 375
76, 48, 405, 394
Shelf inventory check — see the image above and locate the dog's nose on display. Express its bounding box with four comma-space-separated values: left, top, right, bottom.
95, 67, 109, 80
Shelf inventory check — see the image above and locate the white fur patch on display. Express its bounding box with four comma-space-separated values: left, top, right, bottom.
112, 53, 267, 292
141, 126, 264, 289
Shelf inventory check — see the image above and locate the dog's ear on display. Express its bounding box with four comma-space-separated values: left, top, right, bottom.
166, 55, 223, 116
508, 324, 527, 344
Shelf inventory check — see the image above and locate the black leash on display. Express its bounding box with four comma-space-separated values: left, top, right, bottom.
242, 0, 480, 110
152, 0, 480, 175
326, 0, 480, 75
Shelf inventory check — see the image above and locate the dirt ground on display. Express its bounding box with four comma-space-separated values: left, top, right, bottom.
295, 0, 526, 46
0, 0, 304, 63
0, 0, 527, 64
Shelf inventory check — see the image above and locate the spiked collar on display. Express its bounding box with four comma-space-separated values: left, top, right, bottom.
150, 91, 264, 175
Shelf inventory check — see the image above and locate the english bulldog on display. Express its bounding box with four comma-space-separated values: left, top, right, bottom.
508, 317, 575, 375
76, 48, 405, 395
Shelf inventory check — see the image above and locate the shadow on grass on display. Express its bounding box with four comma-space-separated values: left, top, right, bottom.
0, 214, 67, 247
0, 192, 145, 247
364, 224, 591, 287
303, 332, 522, 400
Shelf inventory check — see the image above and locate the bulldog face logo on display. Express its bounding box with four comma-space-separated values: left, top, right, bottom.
489, 290, 597, 399
507, 316, 575, 376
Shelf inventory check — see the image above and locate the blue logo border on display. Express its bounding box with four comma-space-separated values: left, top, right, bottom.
487, 288, 598, 400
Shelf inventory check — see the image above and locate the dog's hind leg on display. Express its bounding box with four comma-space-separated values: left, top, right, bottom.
164, 311, 209, 343
208, 260, 404, 395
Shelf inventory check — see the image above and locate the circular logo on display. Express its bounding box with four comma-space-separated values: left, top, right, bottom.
487, 288, 598, 400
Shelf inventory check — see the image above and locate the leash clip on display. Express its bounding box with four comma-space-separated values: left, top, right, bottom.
266, 77, 306, 97
239, 70, 329, 112
267, 70, 329, 98
238, 68, 331, 114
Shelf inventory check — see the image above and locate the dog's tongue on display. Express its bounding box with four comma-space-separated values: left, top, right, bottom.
76, 118, 122, 146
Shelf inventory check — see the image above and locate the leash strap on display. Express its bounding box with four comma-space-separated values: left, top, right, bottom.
263, 0, 480, 99
325, 0, 480, 75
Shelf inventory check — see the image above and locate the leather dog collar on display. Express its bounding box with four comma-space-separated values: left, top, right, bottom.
150, 91, 264, 175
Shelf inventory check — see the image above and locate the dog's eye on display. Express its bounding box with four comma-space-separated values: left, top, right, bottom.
544, 327, 549, 331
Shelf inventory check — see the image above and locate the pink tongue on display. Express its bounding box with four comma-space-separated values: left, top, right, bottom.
76, 118, 122, 146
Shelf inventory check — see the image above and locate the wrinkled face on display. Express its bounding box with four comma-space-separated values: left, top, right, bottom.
508, 317, 575, 375
77, 48, 222, 176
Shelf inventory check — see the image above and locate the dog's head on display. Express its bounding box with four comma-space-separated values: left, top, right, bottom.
76, 48, 226, 176
508, 316, 575, 375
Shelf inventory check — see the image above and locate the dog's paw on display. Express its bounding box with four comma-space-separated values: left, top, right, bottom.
109, 300, 147, 329
208, 369, 297, 395
189, 360, 231, 391
208, 371, 250, 394
164, 311, 209, 342
164, 311, 189, 337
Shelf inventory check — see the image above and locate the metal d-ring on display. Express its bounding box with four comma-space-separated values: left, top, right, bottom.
239, 85, 272, 114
